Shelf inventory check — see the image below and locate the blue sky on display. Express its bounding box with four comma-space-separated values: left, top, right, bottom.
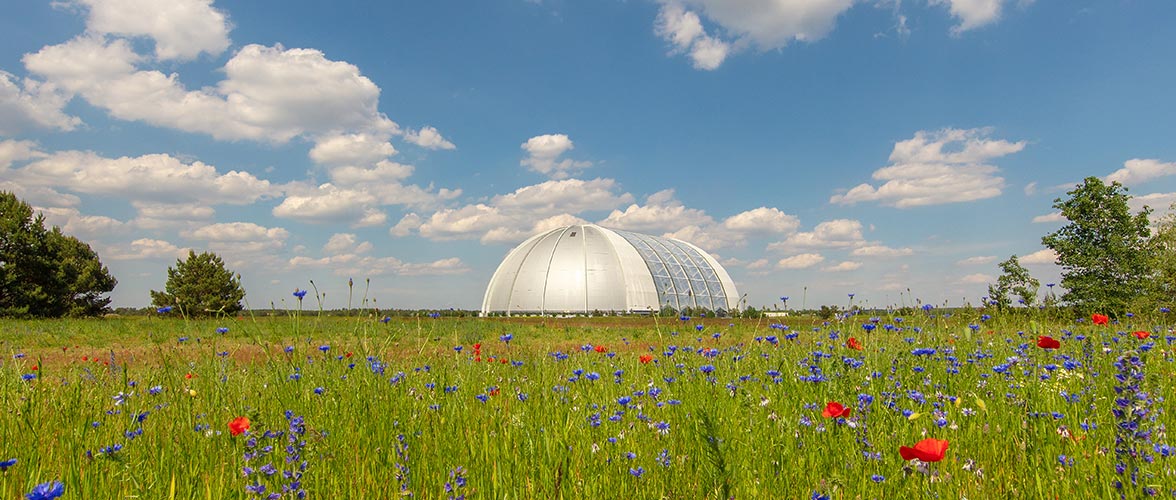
2, 0, 1174, 311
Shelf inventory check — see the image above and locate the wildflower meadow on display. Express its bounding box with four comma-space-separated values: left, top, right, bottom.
2, 305, 1175, 499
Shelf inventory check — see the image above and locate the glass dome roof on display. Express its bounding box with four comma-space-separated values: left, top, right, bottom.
482, 224, 739, 315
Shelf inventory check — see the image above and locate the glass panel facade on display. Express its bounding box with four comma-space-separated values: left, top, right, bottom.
612, 229, 731, 312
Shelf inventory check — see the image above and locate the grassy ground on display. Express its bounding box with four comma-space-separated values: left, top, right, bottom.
1, 310, 1173, 498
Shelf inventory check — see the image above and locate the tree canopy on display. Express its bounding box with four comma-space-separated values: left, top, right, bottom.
1041, 177, 1152, 315
150, 250, 245, 317
988, 255, 1040, 312
0, 191, 117, 317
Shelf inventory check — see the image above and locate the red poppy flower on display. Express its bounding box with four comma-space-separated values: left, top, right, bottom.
1133, 330, 1151, 340
1091, 314, 1109, 325
500, 358, 508, 364
228, 416, 250, 436
474, 356, 481, 362
899, 438, 949, 462
31, 365, 38, 371
821, 401, 852, 419
185, 373, 195, 379
82, 356, 89, 362
1036, 336, 1060, 349
473, 343, 482, 352
345, 352, 353, 358
489, 387, 500, 396
594, 345, 608, 353
639, 354, 654, 364
846, 337, 863, 351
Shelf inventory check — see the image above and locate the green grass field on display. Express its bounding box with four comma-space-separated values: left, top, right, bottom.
1, 310, 1173, 499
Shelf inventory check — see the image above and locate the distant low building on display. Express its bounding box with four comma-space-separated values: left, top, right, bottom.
482, 224, 739, 316
764, 311, 790, 318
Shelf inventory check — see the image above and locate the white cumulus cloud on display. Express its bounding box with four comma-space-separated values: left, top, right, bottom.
830, 128, 1025, 208
520, 134, 591, 179
1105, 158, 1176, 186
776, 253, 825, 269
1020, 248, 1058, 265
72, 0, 232, 61
931, 0, 1018, 35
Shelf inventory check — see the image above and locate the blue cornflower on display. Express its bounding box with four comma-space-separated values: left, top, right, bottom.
25, 480, 64, 500
314, 387, 325, 395
380, 316, 391, 323
293, 289, 308, 299
136, 411, 149, 423
617, 396, 632, 406
319, 345, 330, 352
629, 467, 644, 478
812, 492, 830, 500
216, 327, 229, 334
22, 374, 36, 381
500, 333, 513, 344
0, 458, 16, 471
699, 365, 715, 374
156, 306, 172, 314
871, 474, 885, 483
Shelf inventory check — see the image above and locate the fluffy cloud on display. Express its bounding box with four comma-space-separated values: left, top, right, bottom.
73, 0, 232, 61
822, 261, 862, 272
409, 178, 633, 243
273, 170, 458, 227
404, 126, 456, 150
1019, 248, 1058, 265
24, 38, 398, 143
930, 0, 1017, 35
106, 238, 188, 260
493, 178, 634, 214
1105, 159, 1176, 186
131, 202, 215, 229
309, 133, 398, 166
328, 161, 415, 185
959, 273, 993, 284
655, 0, 856, 70
851, 245, 914, 257
776, 253, 825, 269
769, 219, 864, 251
722, 207, 800, 233
598, 189, 712, 233
37, 206, 128, 240
322, 233, 373, 255
11, 147, 273, 205
956, 255, 997, 266
830, 128, 1025, 208
390, 213, 423, 237
1031, 212, 1065, 223
289, 253, 467, 276
1132, 192, 1176, 217
183, 222, 289, 243
0, 71, 80, 134
272, 183, 381, 225
654, 3, 731, 70
520, 134, 591, 179
664, 206, 801, 250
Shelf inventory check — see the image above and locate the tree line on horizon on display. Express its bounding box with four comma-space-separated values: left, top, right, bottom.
3, 177, 1176, 319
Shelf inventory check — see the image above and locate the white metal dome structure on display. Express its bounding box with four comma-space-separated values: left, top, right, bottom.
482, 224, 739, 315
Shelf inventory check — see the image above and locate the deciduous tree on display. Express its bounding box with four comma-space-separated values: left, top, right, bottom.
1041, 177, 1151, 314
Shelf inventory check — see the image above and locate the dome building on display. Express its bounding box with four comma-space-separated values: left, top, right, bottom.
482, 224, 739, 316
